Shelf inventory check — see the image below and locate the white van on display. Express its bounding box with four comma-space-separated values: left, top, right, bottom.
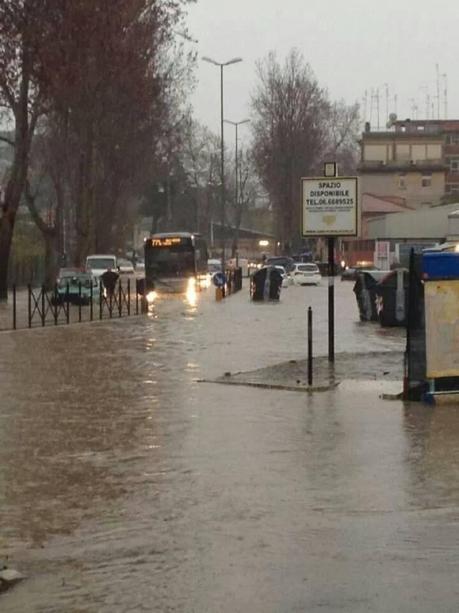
86, 254, 117, 280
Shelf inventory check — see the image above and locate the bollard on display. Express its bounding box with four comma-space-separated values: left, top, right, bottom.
215, 286, 223, 302
308, 306, 313, 386
127, 279, 131, 316
90, 281, 93, 321
118, 281, 122, 317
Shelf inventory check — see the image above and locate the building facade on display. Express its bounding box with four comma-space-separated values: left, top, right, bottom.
358, 119, 456, 209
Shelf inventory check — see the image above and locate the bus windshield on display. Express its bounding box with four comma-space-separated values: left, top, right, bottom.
146, 240, 195, 276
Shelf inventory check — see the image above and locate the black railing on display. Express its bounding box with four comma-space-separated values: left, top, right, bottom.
3, 280, 145, 331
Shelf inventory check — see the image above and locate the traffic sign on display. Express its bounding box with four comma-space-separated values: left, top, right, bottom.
301, 176, 359, 237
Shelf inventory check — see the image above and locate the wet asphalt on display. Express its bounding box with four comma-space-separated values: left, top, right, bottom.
0, 281, 458, 612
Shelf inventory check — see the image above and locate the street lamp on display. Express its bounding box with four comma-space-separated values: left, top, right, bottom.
224, 119, 250, 220
202, 56, 242, 269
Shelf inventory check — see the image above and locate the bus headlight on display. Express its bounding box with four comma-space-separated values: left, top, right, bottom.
146, 290, 157, 304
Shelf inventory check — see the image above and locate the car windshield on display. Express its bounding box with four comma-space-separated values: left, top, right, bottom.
87, 258, 115, 270
118, 259, 132, 267
58, 273, 93, 288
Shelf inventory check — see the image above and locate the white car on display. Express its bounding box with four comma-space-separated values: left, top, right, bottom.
290, 262, 322, 286
117, 258, 135, 274
86, 254, 117, 281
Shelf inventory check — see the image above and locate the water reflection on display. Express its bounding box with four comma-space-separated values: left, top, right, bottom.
403, 402, 459, 507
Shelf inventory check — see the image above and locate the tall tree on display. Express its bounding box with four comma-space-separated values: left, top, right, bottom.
251, 49, 330, 252
0, 0, 47, 299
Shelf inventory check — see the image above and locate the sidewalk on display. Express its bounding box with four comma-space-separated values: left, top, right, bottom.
210, 350, 404, 392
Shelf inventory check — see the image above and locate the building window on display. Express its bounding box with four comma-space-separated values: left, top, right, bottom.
421, 173, 432, 188
398, 174, 406, 189
449, 159, 459, 173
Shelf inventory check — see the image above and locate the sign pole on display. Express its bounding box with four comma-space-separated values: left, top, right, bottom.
328, 235, 335, 362
301, 162, 359, 367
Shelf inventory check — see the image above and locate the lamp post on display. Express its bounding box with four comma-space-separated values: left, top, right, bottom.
202, 56, 242, 270
224, 119, 250, 261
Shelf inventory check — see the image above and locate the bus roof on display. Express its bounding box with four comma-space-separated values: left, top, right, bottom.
150, 232, 203, 239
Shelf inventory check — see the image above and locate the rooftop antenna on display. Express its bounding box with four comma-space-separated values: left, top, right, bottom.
384, 83, 389, 125
436, 63, 441, 119
393, 94, 398, 115
369, 87, 374, 125
375, 88, 380, 129
420, 84, 429, 119
443, 73, 448, 119
362, 89, 368, 125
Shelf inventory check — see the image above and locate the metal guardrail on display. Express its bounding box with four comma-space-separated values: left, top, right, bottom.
4, 279, 145, 331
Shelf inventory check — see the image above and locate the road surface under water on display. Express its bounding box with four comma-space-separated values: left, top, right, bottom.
0, 281, 458, 612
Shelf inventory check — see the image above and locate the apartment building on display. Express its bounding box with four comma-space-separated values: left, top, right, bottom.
358, 118, 456, 209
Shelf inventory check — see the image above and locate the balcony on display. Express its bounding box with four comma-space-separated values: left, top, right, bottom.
359, 159, 447, 173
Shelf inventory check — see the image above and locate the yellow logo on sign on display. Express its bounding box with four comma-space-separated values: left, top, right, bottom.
322, 214, 336, 226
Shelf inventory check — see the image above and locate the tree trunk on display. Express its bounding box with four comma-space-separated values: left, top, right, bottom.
0, 216, 15, 301
44, 233, 59, 289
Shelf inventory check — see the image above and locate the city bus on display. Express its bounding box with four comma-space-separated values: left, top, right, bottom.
144, 232, 209, 296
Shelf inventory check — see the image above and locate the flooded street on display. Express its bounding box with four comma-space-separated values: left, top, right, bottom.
1, 281, 458, 612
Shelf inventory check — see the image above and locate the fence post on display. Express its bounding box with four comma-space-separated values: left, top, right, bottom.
78, 282, 82, 322
12, 284, 16, 330
99, 281, 103, 320
127, 279, 131, 316
308, 306, 313, 386
66, 283, 70, 324
28, 285, 32, 328
135, 283, 139, 315
90, 281, 93, 321
54, 284, 58, 325
41, 285, 46, 327
118, 281, 122, 317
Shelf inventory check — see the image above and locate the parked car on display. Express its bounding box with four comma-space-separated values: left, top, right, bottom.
52, 271, 100, 305
117, 258, 135, 275
341, 265, 379, 281
290, 262, 322, 286
265, 256, 295, 272
135, 257, 145, 272
86, 254, 117, 281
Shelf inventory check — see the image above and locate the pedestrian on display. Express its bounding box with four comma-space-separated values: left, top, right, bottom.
100, 267, 119, 299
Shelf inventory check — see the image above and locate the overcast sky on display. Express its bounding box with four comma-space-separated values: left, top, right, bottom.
186, 0, 459, 146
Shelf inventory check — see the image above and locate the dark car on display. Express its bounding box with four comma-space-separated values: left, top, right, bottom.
265, 256, 295, 272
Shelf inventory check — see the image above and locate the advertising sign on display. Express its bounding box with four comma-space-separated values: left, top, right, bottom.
425, 280, 459, 378
301, 177, 358, 237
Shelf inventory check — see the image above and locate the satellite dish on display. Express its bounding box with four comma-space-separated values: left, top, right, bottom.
386, 112, 398, 128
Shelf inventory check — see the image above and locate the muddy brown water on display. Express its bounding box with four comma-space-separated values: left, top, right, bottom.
1, 282, 458, 612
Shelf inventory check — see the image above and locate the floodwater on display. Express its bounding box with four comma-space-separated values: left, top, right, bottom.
0, 281, 458, 612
